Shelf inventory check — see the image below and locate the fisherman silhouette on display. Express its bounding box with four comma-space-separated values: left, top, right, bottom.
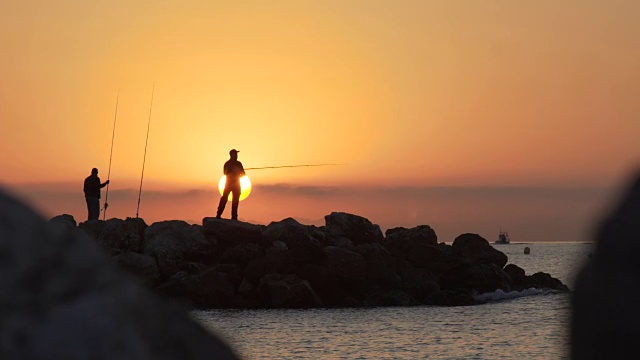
216, 149, 245, 220
83, 168, 109, 222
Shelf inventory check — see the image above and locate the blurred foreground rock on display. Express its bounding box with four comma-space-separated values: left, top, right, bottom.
572, 173, 640, 359
0, 191, 239, 360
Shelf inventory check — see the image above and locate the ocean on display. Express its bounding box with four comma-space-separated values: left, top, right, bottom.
193, 242, 592, 359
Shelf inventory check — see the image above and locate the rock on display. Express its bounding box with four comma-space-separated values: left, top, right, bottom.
363, 290, 419, 307
452, 233, 508, 268
0, 190, 239, 359
384, 238, 462, 274
263, 218, 310, 243
145, 221, 215, 262
324, 212, 384, 245
396, 261, 440, 303
78, 220, 106, 240
143, 221, 215, 279
202, 217, 266, 248
113, 252, 162, 286
215, 264, 243, 288
356, 243, 401, 291
98, 217, 148, 254
524, 272, 568, 291
385, 225, 438, 247
244, 249, 295, 283
49, 214, 77, 229
159, 269, 236, 308
323, 246, 367, 283
220, 242, 264, 267
504, 264, 527, 287
263, 218, 325, 265
333, 237, 355, 250
572, 173, 640, 359
257, 273, 322, 308
440, 263, 511, 294
524, 246, 531, 254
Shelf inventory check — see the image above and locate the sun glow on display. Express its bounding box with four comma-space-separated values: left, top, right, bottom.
218, 175, 252, 201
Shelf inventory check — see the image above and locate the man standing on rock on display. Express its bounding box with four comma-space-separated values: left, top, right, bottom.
83, 168, 109, 222
216, 149, 245, 220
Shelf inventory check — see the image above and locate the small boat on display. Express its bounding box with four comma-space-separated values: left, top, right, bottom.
495, 231, 510, 244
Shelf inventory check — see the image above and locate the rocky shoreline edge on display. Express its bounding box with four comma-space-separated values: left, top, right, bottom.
50, 212, 568, 308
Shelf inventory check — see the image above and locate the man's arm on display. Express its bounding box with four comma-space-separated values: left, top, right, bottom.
99, 178, 110, 187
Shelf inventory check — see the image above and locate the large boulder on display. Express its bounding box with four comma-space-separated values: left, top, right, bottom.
220, 242, 265, 267
0, 190, 239, 359
355, 243, 401, 290
202, 218, 266, 248
112, 252, 162, 287
440, 263, 511, 294
504, 264, 527, 287
159, 269, 236, 308
324, 212, 384, 245
385, 225, 438, 247
524, 272, 568, 291
323, 246, 367, 283
263, 218, 326, 265
257, 273, 322, 308
78, 219, 106, 240
451, 233, 508, 268
143, 221, 216, 279
145, 221, 215, 262
396, 261, 440, 303
98, 217, 148, 254
49, 214, 77, 230
384, 237, 463, 274
244, 249, 295, 283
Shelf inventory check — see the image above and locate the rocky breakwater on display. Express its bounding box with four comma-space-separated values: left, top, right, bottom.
50, 212, 568, 308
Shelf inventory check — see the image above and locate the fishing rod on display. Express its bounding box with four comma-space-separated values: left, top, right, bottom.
136, 84, 155, 218
102, 90, 119, 220
245, 163, 343, 170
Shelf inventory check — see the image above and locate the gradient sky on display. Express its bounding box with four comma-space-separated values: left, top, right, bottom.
1, 1, 638, 241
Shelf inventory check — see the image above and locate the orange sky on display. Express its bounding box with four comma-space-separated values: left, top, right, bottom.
1, 1, 638, 240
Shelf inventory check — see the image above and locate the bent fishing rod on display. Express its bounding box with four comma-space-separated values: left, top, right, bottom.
136, 84, 155, 219
244, 163, 343, 170
103, 90, 119, 220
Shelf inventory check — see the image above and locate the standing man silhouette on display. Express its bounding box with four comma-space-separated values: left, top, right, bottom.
216, 149, 245, 220
83, 168, 109, 222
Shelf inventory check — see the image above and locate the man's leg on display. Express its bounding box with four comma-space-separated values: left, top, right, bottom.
217, 188, 232, 218
88, 197, 100, 221
231, 186, 240, 220
86, 198, 92, 221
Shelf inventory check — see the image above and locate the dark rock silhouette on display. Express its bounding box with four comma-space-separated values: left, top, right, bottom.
572, 173, 640, 359
452, 233, 509, 268
325, 212, 384, 245
52, 209, 570, 309
0, 191, 239, 359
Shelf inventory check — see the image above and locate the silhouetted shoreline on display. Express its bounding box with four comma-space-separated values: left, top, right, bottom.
50, 212, 569, 309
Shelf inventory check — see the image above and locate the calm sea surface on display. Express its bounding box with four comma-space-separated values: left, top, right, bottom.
193, 242, 592, 359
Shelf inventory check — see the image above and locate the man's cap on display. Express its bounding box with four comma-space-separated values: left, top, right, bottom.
230, 149, 240, 155
91, 168, 98, 173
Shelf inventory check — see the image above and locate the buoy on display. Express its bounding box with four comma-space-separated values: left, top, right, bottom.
524, 247, 531, 255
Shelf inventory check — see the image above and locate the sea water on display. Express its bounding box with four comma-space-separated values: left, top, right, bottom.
194, 242, 592, 359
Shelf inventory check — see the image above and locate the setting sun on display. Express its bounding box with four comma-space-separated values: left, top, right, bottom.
218, 175, 252, 201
